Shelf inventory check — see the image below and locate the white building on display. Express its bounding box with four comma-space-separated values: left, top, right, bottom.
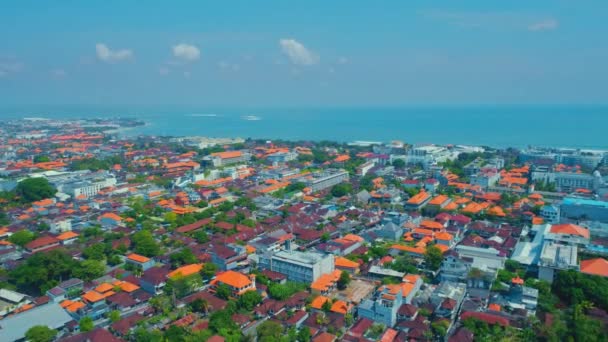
258, 250, 334, 283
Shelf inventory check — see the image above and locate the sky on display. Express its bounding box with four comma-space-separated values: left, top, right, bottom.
0, 0, 607, 108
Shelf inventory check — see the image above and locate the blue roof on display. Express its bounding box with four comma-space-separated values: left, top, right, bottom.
563, 197, 608, 209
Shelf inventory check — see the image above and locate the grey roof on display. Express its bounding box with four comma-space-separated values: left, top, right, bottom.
0, 303, 73, 341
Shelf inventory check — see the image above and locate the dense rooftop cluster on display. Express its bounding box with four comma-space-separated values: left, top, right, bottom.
1, 118, 608, 341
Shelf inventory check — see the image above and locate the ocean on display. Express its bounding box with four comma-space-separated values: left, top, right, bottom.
1, 105, 607, 149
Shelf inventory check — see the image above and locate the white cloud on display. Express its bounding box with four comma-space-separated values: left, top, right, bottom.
159, 67, 170, 76
95, 43, 133, 62
421, 10, 559, 32
279, 39, 319, 66
173, 43, 200, 62
51, 69, 66, 78
0, 60, 23, 77
528, 19, 559, 31
218, 61, 240, 72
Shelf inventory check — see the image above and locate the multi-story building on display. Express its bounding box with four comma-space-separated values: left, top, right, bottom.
356, 161, 375, 176
267, 151, 298, 163
538, 242, 579, 283
258, 250, 334, 284
203, 150, 251, 167
540, 205, 560, 224
561, 197, 608, 223
554, 171, 601, 193
305, 169, 349, 193
358, 284, 403, 327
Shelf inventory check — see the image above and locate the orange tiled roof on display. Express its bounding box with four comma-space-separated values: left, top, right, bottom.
335, 256, 359, 269
310, 295, 330, 310
429, 195, 450, 206
435, 232, 453, 241
330, 300, 351, 314
66, 301, 86, 312
550, 223, 590, 238
580, 258, 608, 277
99, 212, 122, 222
211, 151, 242, 159
311, 270, 341, 292
342, 234, 364, 242
95, 283, 114, 293
420, 220, 444, 230
118, 281, 140, 293
212, 270, 253, 289
390, 244, 425, 255
168, 264, 203, 279
56, 231, 79, 240
82, 291, 106, 303
407, 191, 430, 205
127, 253, 151, 263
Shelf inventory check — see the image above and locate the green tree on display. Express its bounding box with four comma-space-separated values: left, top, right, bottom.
297, 327, 311, 342
25, 325, 57, 342
238, 290, 262, 311
83, 243, 106, 261
108, 310, 121, 323
74, 260, 106, 281
392, 159, 406, 169
8, 229, 36, 247
190, 298, 210, 315
131, 230, 160, 257
331, 183, 352, 197
169, 248, 198, 268
215, 283, 232, 300
79, 316, 94, 332
337, 271, 350, 290
257, 320, 284, 342
9, 249, 79, 294
424, 245, 443, 271
209, 309, 238, 333
15, 177, 56, 203
200, 262, 218, 281
321, 299, 332, 312
33, 155, 51, 163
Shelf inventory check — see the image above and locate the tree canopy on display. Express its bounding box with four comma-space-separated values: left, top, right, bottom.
25, 325, 58, 342
15, 177, 56, 203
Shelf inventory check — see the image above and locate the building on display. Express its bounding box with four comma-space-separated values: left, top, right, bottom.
306, 169, 349, 193
356, 161, 375, 176
561, 197, 608, 223
406, 145, 456, 169
0, 303, 73, 341
358, 284, 403, 327
540, 205, 560, 224
210, 270, 256, 297
125, 253, 155, 271
58, 172, 117, 198
267, 151, 298, 163
204, 151, 251, 167
554, 171, 601, 193
259, 250, 334, 284
538, 242, 579, 283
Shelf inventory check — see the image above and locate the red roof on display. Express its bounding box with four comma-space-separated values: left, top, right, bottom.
461, 311, 509, 326
25, 235, 60, 250
550, 223, 590, 238
580, 258, 608, 277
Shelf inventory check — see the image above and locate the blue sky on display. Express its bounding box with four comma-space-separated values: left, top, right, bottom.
0, 0, 606, 107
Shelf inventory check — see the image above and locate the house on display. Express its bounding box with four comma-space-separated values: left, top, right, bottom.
580, 258, 608, 277
210, 270, 256, 297
98, 212, 123, 228
358, 284, 403, 327
140, 266, 170, 295
405, 191, 431, 210
25, 235, 60, 253
57, 231, 79, 245
0, 303, 73, 342
335, 256, 360, 274
125, 253, 155, 271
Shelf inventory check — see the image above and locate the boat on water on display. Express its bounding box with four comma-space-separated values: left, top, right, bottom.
241, 115, 261, 121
